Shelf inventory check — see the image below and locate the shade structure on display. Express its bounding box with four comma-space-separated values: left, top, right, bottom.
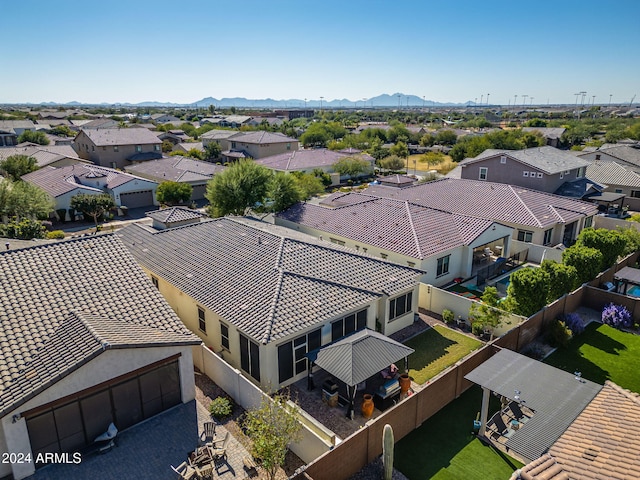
308, 329, 414, 387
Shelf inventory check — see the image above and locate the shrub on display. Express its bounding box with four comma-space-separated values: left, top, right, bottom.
471, 322, 484, 337
46, 230, 66, 239
209, 396, 233, 419
601, 303, 632, 329
547, 319, 572, 348
521, 343, 546, 360
562, 312, 585, 336
441, 309, 454, 324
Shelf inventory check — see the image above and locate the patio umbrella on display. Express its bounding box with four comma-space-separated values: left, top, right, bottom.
307, 329, 414, 419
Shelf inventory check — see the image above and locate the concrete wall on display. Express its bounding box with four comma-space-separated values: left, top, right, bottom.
193, 344, 333, 464
2, 346, 194, 480
594, 215, 640, 232
511, 239, 563, 263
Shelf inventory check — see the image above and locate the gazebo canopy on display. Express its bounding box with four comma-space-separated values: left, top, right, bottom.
614, 266, 640, 285
307, 329, 414, 386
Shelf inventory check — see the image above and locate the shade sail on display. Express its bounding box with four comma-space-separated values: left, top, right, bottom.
308, 329, 414, 386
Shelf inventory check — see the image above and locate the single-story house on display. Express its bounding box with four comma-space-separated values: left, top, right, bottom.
150, 114, 180, 124
158, 130, 192, 145
118, 217, 421, 390
125, 156, 226, 200
0, 235, 200, 480
276, 193, 513, 286
23, 164, 159, 219
0, 145, 89, 168
521, 127, 566, 147
172, 142, 204, 156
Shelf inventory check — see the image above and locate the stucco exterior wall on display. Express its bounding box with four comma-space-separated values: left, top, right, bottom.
1, 346, 194, 480
74, 131, 161, 169
231, 140, 299, 159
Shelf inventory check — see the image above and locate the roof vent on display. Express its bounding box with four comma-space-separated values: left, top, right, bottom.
582, 448, 599, 461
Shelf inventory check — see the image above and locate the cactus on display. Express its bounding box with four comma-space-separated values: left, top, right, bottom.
383, 424, 394, 480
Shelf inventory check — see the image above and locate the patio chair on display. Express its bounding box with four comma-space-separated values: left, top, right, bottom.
209, 431, 231, 462
171, 461, 197, 480
202, 421, 216, 442
508, 402, 525, 421
487, 414, 509, 440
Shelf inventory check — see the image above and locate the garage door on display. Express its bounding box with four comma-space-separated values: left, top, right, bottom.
119, 190, 154, 208
191, 184, 207, 200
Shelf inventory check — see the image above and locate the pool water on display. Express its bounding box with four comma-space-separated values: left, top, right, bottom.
628, 285, 640, 297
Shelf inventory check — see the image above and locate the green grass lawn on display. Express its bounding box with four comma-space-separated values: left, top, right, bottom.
405, 325, 483, 385
544, 321, 640, 393
395, 386, 523, 480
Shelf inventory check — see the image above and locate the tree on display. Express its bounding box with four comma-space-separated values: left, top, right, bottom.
506, 267, 550, 317
420, 151, 445, 168
161, 140, 174, 153
468, 286, 506, 339
0, 179, 54, 220
205, 160, 271, 217
156, 181, 193, 205
540, 260, 579, 303
186, 148, 204, 160
291, 171, 326, 199
419, 134, 436, 147
378, 155, 405, 171
267, 173, 302, 213
434, 130, 457, 146
575, 227, 626, 270
70, 193, 115, 231
333, 156, 371, 178
50, 125, 75, 137
524, 118, 548, 127
617, 225, 640, 256
562, 244, 603, 285
204, 142, 222, 161
241, 393, 302, 480
389, 141, 409, 159
0, 218, 47, 240
311, 168, 332, 187
0, 155, 39, 181
16, 130, 50, 145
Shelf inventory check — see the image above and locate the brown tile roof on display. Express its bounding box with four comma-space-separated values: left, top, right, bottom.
278, 195, 499, 259
125, 156, 225, 183
146, 207, 205, 223
0, 235, 198, 417
364, 178, 598, 228
463, 146, 590, 175
254, 148, 346, 170
229, 131, 297, 145
80, 127, 161, 146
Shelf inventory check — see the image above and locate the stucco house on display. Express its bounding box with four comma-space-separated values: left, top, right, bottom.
521, 127, 566, 147
0, 120, 36, 147
0, 144, 89, 168
221, 131, 299, 161
362, 178, 598, 247
118, 217, 421, 390
276, 193, 513, 286
23, 164, 159, 217
200, 129, 238, 151
125, 156, 226, 201
73, 128, 162, 169
458, 146, 591, 195
0, 235, 200, 480
578, 144, 640, 173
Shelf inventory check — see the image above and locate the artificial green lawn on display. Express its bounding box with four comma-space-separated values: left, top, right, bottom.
544, 321, 640, 393
395, 386, 523, 480
405, 325, 482, 385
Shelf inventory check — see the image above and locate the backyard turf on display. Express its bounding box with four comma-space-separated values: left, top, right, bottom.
395, 386, 523, 480
544, 321, 640, 393
405, 325, 482, 385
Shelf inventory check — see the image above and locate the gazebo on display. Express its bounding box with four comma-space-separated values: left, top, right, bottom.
613, 266, 640, 295
306, 329, 414, 419
465, 349, 602, 462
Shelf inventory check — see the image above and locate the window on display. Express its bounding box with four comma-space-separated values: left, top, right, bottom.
500, 156, 506, 164
584, 216, 593, 228
537, 172, 543, 178
479, 167, 488, 180
407, 261, 416, 267
389, 292, 413, 321
329, 238, 345, 246
615, 188, 623, 194
436, 255, 450, 277
231, 142, 237, 149
136, 145, 142, 152
523, 171, 529, 177
220, 323, 229, 350
239, 334, 260, 381
380, 253, 388, 259
595, 154, 601, 161
114, 146, 119, 152
631, 190, 640, 198
543, 228, 553, 246
91, 146, 95, 151
151, 276, 159, 289
277, 329, 321, 383
154, 145, 160, 151
577, 167, 585, 178
286, 143, 291, 150
331, 309, 368, 341
517, 230, 533, 242
197, 307, 206, 333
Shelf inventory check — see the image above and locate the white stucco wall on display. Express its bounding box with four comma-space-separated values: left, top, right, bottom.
110, 178, 159, 207
1, 346, 194, 480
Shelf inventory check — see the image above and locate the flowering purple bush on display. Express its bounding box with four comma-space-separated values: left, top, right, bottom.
601, 303, 632, 329
563, 313, 585, 335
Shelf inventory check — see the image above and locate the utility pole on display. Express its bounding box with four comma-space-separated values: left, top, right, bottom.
480, 94, 484, 106
530, 97, 534, 106
609, 94, 612, 107
592, 95, 596, 106
397, 94, 402, 110
320, 96, 324, 112
514, 94, 518, 109
486, 93, 490, 106
522, 95, 528, 108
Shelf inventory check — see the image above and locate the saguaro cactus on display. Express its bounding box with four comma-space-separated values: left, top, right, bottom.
383, 424, 394, 480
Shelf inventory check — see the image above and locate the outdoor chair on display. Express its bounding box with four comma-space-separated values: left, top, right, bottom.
508, 402, 525, 421
209, 431, 231, 462
171, 461, 197, 480
487, 414, 509, 440
202, 422, 216, 442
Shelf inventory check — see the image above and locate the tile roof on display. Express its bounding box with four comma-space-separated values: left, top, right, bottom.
175, 142, 204, 152
521, 127, 566, 139
378, 174, 415, 186
587, 145, 640, 167
0, 235, 198, 417
80, 128, 161, 146
0, 144, 80, 163
587, 160, 640, 187
363, 178, 598, 229
229, 131, 297, 145
463, 146, 590, 174
22, 166, 103, 197
200, 129, 238, 140
146, 207, 205, 223
277, 195, 499, 259
254, 148, 345, 170
125, 156, 225, 183
0, 120, 35, 133
118, 218, 420, 344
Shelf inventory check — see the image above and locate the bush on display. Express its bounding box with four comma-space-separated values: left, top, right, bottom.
208, 396, 233, 420
601, 303, 632, 329
562, 313, 585, 335
46, 230, 66, 239
471, 322, 484, 337
521, 343, 546, 360
547, 319, 572, 348
441, 309, 454, 324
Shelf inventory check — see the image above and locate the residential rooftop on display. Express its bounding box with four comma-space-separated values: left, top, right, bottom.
78, 127, 161, 146
125, 156, 225, 183
254, 148, 347, 171
586, 161, 640, 188
461, 146, 590, 175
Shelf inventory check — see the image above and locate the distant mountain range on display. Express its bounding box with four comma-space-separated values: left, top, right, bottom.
15, 93, 475, 108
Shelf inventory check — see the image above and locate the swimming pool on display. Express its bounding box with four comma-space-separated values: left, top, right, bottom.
628, 285, 640, 297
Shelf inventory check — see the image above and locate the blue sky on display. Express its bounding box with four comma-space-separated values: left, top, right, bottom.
2, 0, 639, 105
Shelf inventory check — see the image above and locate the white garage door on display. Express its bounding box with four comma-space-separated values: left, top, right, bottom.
119, 190, 154, 208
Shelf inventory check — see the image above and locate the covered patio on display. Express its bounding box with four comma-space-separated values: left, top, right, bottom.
614, 265, 640, 295
465, 349, 602, 463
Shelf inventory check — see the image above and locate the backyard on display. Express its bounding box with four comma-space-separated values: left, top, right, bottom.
395, 386, 523, 479
544, 321, 640, 393
405, 325, 483, 385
